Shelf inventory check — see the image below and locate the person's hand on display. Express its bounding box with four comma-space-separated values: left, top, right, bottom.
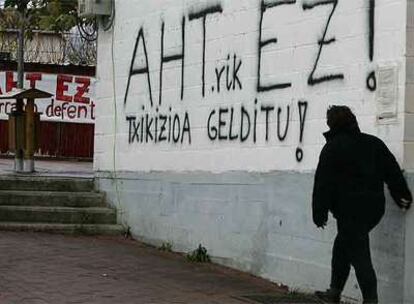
399, 198, 412, 211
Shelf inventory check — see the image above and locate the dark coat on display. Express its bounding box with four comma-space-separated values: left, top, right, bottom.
312, 127, 412, 231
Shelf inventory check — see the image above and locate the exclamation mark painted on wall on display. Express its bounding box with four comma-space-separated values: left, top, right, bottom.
367, 0, 377, 91
296, 101, 308, 162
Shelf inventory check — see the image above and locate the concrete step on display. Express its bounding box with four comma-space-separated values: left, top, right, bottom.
0, 222, 125, 235
0, 206, 117, 224
0, 176, 94, 192
0, 190, 105, 208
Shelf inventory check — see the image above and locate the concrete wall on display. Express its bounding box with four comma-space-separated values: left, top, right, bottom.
404, 175, 414, 304
95, 0, 411, 303
96, 171, 406, 303
95, 0, 407, 173
404, 2, 414, 303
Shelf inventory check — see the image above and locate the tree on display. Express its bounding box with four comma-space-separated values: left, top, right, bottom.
0, 0, 96, 66
1, 0, 78, 33
0, 6, 21, 31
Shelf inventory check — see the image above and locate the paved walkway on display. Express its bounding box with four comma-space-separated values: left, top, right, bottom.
0, 162, 320, 303
0, 232, 318, 304
0, 158, 93, 177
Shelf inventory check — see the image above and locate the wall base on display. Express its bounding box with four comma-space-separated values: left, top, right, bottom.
96, 170, 406, 303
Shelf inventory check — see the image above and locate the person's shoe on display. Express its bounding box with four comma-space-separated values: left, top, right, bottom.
315, 289, 341, 303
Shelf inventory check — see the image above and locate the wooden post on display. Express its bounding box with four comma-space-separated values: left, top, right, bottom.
24, 98, 35, 172
1, 88, 52, 173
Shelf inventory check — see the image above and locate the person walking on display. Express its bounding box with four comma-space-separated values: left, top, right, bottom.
312, 106, 412, 304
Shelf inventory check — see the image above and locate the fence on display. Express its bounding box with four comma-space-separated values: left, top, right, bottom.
0, 30, 96, 66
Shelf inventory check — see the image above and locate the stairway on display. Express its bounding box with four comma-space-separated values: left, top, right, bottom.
0, 175, 124, 235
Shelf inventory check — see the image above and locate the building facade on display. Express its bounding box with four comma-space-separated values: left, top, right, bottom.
95, 1, 414, 303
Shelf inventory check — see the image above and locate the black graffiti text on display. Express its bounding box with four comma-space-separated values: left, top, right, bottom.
213, 54, 243, 93
207, 100, 295, 144
303, 0, 344, 86
189, 4, 224, 97
257, 0, 295, 92
127, 109, 191, 145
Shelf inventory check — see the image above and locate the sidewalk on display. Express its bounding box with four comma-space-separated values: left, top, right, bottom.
0, 158, 93, 177
0, 160, 321, 303
0, 232, 319, 304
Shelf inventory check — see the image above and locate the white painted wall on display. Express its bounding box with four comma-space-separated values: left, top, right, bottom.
95, 0, 407, 174
404, 3, 414, 303
95, 0, 412, 303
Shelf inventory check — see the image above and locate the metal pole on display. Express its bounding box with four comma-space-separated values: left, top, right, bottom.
17, 10, 24, 89
14, 1, 28, 172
